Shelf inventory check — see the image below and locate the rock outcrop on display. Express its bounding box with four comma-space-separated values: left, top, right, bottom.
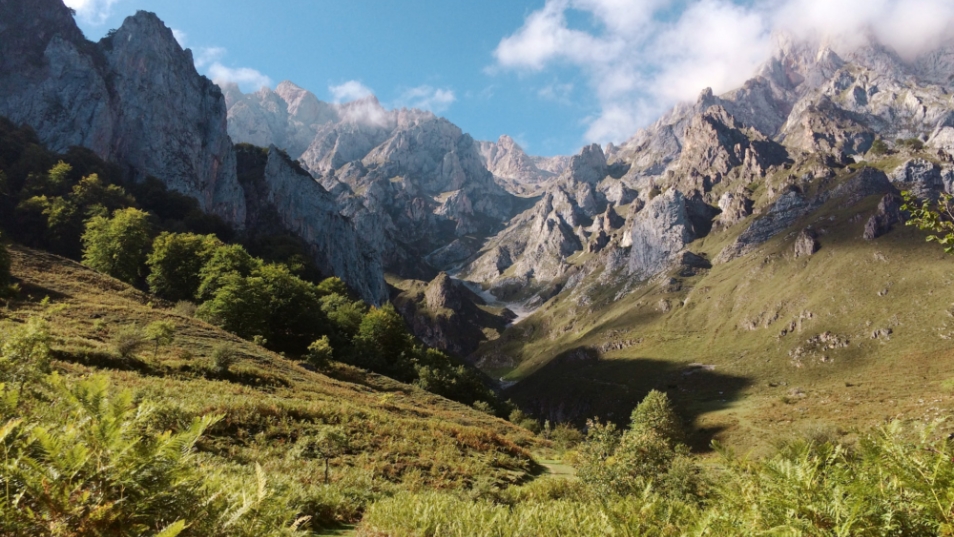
794, 229, 820, 258
864, 193, 904, 240
457, 143, 634, 297
717, 189, 812, 262
0, 1, 245, 226
392, 272, 513, 357
477, 135, 561, 195
889, 159, 954, 200
624, 190, 696, 279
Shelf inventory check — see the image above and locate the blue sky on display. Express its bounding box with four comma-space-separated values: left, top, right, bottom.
66, 0, 954, 157
67, 0, 598, 156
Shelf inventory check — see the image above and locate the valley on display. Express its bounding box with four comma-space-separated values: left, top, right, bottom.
3, 0, 954, 534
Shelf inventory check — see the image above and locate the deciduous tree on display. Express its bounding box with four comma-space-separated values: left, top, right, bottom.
81, 207, 152, 284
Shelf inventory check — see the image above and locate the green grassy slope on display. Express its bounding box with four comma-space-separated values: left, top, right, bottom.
474, 171, 954, 453
2, 245, 541, 528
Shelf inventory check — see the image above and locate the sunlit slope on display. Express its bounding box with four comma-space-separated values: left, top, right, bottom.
4, 245, 540, 489
474, 183, 954, 452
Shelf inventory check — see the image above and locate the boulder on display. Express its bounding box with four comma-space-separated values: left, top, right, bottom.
794, 229, 820, 258
863, 193, 904, 240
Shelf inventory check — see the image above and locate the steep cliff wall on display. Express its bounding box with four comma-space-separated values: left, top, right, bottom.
0, 0, 245, 226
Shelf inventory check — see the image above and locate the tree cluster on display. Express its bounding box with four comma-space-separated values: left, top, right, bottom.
0, 119, 505, 413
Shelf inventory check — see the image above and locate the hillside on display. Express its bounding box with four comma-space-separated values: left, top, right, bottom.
1, 244, 540, 532
469, 154, 954, 453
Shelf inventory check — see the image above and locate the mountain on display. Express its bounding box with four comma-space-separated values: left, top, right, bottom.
458, 34, 954, 450
0, 0, 245, 226
226, 83, 522, 278
0, 1, 392, 303
476, 135, 570, 196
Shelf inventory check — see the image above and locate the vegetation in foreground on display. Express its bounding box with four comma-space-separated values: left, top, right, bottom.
360, 391, 954, 537
0, 246, 540, 535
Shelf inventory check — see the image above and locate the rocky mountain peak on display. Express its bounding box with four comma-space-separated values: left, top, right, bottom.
425, 272, 461, 312
697, 87, 716, 106
564, 143, 607, 184
0, 0, 85, 72
0, 0, 246, 227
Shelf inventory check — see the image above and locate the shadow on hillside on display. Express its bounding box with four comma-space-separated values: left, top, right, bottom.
11, 277, 70, 302
504, 347, 751, 452
53, 348, 291, 389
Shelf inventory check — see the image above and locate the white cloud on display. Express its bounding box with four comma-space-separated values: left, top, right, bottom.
193, 47, 226, 69
394, 85, 456, 113
494, 0, 954, 144
64, 0, 122, 25
329, 80, 375, 103
208, 64, 273, 92
191, 47, 271, 92
171, 29, 188, 48
340, 100, 390, 127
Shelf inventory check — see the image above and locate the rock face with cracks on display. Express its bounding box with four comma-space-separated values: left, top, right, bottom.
0, 0, 245, 226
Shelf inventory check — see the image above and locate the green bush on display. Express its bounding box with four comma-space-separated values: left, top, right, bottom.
576, 390, 701, 499
0, 317, 52, 396
147, 232, 221, 301
81, 207, 152, 284
211, 344, 238, 373
869, 138, 889, 155
144, 320, 176, 359
306, 336, 333, 368
0, 370, 306, 536
112, 324, 145, 361
197, 263, 329, 355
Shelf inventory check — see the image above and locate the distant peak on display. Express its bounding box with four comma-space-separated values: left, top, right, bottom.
276, 80, 305, 93
698, 87, 716, 106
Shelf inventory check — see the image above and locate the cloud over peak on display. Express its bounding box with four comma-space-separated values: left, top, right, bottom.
193, 46, 272, 92
494, 0, 954, 144
329, 80, 376, 103
394, 85, 456, 113
64, 0, 121, 25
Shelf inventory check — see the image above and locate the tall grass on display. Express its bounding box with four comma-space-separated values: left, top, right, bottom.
360, 422, 954, 537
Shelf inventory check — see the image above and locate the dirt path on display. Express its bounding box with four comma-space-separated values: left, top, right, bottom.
537, 458, 577, 479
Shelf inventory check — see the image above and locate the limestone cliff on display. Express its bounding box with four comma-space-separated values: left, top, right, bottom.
0, 0, 245, 226
226, 83, 520, 277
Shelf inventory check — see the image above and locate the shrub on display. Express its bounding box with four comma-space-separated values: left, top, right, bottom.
472, 400, 494, 414
112, 324, 145, 361
0, 317, 52, 396
173, 300, 198, 317
197, 263, 328, 355
628, 389, 684, 446
0, 372, 306, 536
146, 232, 221, 301
576, 390, 701, 499
509, 409, 541, 433
306, 336, 333, 368
295, 426, 348, 484
144, 320, 176, 359
211, 344, 238, 373
550, 423, 584, 450
869, 138, 889, 155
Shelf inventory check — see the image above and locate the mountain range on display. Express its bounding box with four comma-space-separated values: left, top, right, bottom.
4, 0, 954, 448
